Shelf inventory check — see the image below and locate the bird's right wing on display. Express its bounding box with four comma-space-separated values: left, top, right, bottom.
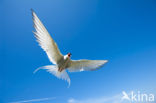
67, 60, 108, 72
32, 10, 63, 64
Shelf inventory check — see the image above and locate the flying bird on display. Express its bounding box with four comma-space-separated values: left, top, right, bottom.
31, 9, 108, 86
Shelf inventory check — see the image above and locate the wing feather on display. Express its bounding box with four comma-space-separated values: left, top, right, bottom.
67, 60, 108, 72
32, 9, 62, 64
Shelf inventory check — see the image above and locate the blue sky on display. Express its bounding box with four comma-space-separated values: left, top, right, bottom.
1, 0, 156, 103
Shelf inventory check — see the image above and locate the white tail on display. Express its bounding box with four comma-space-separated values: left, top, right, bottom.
34, 65, 71, 87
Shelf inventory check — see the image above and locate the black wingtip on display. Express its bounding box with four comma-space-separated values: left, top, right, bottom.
31, 8, 35, 16
31, 9, 34, 20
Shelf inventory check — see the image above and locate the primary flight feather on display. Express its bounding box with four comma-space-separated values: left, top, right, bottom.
32, 9, 108, 86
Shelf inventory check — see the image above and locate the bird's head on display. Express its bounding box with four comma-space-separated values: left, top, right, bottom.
67, 52, 72, 58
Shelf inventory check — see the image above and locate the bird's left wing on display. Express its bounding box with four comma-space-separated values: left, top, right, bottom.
32, 10, 63, 64
67, 60, 108, 72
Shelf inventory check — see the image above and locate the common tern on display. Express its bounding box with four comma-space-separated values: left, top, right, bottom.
31, 9, 108, 86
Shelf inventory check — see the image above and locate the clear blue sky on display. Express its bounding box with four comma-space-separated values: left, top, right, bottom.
1, 0, 156, 103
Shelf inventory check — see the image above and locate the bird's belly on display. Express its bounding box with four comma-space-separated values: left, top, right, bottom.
58, 58, 70, 72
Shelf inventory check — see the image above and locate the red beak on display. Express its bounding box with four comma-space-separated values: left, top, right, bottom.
67, 53, 71, 57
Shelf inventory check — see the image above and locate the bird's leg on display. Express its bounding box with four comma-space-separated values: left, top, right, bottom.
58, 68, 63, 72
58, 68, 61, 72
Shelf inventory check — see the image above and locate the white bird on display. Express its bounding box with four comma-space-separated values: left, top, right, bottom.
31, 9, 108, 87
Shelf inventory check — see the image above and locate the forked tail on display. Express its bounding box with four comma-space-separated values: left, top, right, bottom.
34, 65, 71, 87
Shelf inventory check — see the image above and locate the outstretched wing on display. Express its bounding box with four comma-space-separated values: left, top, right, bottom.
67, 60, 108, 72
32, 9, 63, 64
